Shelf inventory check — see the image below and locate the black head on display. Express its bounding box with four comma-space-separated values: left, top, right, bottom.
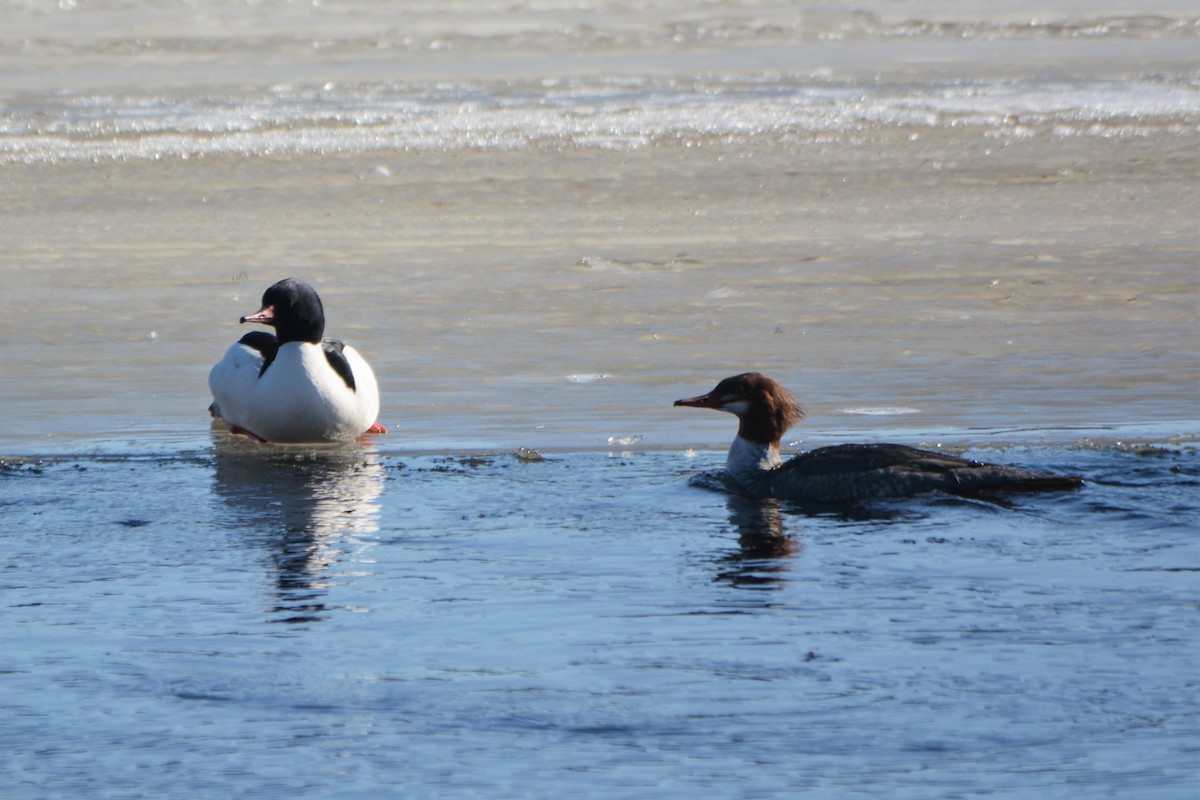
240, 278, 325, 344
674, 372, 805, 445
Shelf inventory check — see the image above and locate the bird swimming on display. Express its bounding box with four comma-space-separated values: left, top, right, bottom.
208, 277, 385, 443
675, 372, 1082, 503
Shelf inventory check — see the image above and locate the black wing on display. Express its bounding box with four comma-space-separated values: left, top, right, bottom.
782, 443, 979, 477
237, 331, 279, 377
322, 339, 357, 391
771, 443, 1081, 501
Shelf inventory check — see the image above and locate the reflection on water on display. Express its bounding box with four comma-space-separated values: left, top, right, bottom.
713, 494, 799, 589
210, 434, 384, 623
3, 443, 1198, 798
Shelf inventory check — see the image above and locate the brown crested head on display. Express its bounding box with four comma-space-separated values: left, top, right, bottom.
674, 372, 805, 445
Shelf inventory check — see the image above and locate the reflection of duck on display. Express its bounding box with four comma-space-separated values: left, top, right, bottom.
714, 494, 799, 589
209, 278, 385, 443
676, 372, 1083, 503
715, 491, 801, 578
211, 438, 384, 623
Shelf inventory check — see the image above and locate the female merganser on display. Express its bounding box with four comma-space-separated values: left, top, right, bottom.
675, 372, 1082, 502
208, 278, 386, 443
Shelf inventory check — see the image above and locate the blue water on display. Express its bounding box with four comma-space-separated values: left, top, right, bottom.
3, 438, 1198, 798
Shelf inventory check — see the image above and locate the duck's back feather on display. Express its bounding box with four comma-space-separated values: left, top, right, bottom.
761, 443, 1082, 503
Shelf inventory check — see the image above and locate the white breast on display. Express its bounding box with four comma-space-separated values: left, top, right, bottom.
724, 435, 782, 490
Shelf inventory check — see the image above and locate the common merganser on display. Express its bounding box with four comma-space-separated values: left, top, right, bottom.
675, 372, 1082, 502
208, 278, 386, 443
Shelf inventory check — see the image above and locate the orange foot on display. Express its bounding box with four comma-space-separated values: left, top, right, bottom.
366, 421, 388, 434
230, 425, 268, 442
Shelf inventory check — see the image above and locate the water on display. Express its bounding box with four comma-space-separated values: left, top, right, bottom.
2, 1, 1199, 797
4, 442, 1199, 798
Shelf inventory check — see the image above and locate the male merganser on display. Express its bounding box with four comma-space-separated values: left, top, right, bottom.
208, 278, 386, 443
675, 372, 1082, 502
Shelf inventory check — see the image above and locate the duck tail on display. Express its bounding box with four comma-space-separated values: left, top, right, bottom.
955, 467, 1084, 496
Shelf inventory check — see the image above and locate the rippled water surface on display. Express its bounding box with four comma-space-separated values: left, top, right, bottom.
3, 440, 1199, 798
2, 0, 1199, 797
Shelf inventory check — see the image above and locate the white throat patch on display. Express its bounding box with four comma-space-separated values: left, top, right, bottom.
721, 399, 749, 416
726, 435, 781, 479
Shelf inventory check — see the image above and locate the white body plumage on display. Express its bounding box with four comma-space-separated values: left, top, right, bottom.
209, 339, 379, 443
